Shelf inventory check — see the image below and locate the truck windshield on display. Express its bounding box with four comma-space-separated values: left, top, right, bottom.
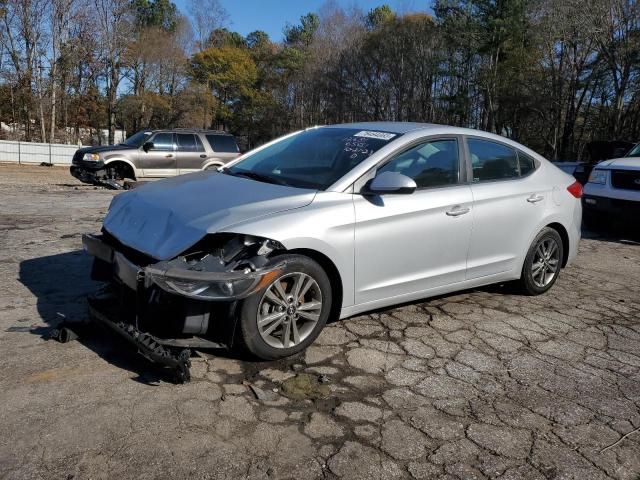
121, 131, 152, 147
226, 127, 399, 190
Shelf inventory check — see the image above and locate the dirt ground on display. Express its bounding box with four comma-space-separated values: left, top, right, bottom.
0, 162, 639, 480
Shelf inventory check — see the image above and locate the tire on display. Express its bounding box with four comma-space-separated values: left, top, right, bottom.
517, 227, 564, 296
237, 254, 332, 360
107, 162, 135, 181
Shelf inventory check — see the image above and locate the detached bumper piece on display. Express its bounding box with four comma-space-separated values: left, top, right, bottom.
88, 295, 193, 383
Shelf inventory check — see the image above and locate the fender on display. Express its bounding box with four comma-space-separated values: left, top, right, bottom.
514, 211, 574, 275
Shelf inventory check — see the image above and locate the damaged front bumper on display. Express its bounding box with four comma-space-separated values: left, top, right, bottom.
70, 165, 123, 190
82, 233, 285, 300
81, 233, 285, 380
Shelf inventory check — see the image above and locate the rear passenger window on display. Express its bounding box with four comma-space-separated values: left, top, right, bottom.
468, 139, 520, 182
206, 135, 239, 153
177, 134, 204, 152
518, 151, 536, 176
378, 139, 459, 188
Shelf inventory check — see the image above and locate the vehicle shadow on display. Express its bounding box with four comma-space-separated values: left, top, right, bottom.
17, 250, 202, 384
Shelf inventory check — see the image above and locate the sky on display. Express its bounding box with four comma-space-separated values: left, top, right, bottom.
174, 0, 429, 41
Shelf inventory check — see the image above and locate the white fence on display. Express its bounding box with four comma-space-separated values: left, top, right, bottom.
0, 140, 80, 165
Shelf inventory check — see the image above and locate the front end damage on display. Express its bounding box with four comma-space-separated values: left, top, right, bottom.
81, 232, 286, 381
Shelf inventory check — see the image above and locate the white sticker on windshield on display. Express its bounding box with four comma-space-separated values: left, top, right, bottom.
353, 131, 397, 141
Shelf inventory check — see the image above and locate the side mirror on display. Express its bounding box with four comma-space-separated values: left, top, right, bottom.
142, 141, 154, 152
363, 171, 417, 195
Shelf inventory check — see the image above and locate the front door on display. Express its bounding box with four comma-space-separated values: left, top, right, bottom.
139, 132, 177, 177
353, 138, 474, 305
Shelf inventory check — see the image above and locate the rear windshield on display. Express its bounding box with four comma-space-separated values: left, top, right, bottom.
227, 127, 399, 190
206, 134, 239, 153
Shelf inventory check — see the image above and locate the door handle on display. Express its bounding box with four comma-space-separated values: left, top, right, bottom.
527, 195, 544, 203
165, 154, 173, 158
446, 206, 471, 217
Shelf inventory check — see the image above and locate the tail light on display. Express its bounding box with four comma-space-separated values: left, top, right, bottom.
567, 181, 583, 198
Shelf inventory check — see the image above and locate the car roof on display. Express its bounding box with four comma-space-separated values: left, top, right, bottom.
324, 122, 438, 134
322, 122, 524, 141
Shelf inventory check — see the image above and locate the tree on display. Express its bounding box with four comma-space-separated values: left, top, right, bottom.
366, 4, 395, 29
95, 0, 133, 144
190, 45, 258, 129
187, 0, 228, 51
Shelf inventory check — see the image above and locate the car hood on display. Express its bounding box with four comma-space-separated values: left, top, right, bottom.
595, 157, 640, 171
103, 171, 316, 260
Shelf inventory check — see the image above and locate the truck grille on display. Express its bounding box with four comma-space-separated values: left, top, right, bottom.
72, 151, 83, 165
610, 169, 640, 191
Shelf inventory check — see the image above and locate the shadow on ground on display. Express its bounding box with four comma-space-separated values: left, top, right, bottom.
17, 250, 184, 384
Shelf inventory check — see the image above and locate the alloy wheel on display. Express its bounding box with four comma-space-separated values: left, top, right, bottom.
531, 238, 560, 288
257, 272, 323, 349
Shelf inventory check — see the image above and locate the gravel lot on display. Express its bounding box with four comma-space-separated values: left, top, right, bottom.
0, 162, 639, 480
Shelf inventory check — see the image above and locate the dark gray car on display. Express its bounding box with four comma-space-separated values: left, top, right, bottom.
70, 128, 240, 187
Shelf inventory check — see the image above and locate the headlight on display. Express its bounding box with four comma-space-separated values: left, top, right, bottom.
588, 169, 607, 184
83, 152, 100, 162
144, 264, 285, 301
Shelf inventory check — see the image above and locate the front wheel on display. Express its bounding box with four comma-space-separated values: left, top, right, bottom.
237, 254, 332, 360
517, 227, 564, 295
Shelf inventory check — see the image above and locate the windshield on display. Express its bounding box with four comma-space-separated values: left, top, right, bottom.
626, 143, 640, 157
121, 130, 152, 147
226, 127, 399, 190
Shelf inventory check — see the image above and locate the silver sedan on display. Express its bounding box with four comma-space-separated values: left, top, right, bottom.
84, 122, 582, 363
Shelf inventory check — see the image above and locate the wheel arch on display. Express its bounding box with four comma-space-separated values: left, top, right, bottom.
545, 222, 570, 267
104, 158, 137, 179
202, 159, 225, 170
286, 247, 343, 322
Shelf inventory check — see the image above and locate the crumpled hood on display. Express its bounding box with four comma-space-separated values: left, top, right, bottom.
103, 171, 316, 260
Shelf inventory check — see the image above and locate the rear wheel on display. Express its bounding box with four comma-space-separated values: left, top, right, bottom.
517, 227, 564, 295
237, 254, 331, 360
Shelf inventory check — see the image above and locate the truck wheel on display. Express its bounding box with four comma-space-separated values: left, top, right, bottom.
237, 254, 331, 360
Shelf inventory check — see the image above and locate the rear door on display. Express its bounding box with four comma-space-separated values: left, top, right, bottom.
138, 132, 177, 177
176, 133, 207, 174
465, 137, 548, 279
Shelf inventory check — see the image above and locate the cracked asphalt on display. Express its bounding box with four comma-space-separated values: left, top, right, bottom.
0, 163, 639, 480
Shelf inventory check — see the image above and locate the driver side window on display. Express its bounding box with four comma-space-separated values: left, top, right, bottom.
378, 139, 460, 188
150, 133, 174, 152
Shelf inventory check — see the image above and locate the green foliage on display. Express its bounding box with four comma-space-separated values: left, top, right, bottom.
131, 0, 178, 32
366, 5, 396, 29
208, 28, 248, 49
190, 46, 259, 127
284, 13, 319, 47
